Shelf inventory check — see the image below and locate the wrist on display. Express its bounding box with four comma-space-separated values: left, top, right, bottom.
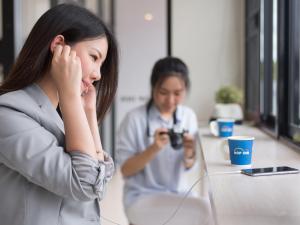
185, 149, 196, 159
59, 96, 83, 115
85, 109, 97, 121
183, 157, 195, 169
57, 87, 81, 100
96, 149, 104, 161
59, 92, 81, 106
84, 104, 96, 114
149, 143, 160, 153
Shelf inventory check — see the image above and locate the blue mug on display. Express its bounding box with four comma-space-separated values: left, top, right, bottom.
210, 118, 235, 137
227, 136, 254, 166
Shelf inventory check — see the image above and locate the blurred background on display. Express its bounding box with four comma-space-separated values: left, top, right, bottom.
0, 0, 300, 167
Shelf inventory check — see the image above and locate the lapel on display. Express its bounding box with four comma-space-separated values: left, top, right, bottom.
0, 84, 66, 146
25, 84, 65, 133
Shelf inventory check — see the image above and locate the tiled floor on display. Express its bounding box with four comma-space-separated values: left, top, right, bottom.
100, 168, 129, 225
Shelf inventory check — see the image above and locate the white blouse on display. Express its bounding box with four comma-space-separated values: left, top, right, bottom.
116, 103, 198, 207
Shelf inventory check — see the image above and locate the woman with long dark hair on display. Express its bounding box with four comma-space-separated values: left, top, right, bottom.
117, 57, 212, 225
0, 4, 118, 225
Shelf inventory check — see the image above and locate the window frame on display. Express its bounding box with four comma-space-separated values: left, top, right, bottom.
287, 0, 300, 140
259, 0, 277, 131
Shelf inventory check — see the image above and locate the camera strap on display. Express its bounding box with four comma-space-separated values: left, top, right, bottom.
146, 101, 178, 137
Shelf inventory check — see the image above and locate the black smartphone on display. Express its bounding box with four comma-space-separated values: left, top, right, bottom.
241, 166, 299, 176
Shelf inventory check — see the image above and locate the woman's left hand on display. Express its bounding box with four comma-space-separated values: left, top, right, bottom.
81, 84, 104, 161
81, 84, 97, 113
183, 133, 196, 167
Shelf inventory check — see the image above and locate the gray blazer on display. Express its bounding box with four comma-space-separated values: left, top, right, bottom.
0, 84, 114, 225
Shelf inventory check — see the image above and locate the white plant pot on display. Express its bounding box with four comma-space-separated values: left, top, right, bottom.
211, 103, 243, 121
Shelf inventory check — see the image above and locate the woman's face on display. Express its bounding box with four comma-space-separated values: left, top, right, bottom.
71, 36, 108, 94
153, 75, 186, 114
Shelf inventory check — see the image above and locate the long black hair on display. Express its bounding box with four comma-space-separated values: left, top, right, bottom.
0, 4, 118, 122
147, 56, 190, 108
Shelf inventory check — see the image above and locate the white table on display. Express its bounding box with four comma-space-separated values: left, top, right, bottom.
198, 125, 300, 225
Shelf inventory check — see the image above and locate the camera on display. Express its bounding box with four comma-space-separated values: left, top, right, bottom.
160, 129, 187, 150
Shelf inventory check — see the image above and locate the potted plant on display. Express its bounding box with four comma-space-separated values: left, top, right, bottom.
211, 85, 244, 124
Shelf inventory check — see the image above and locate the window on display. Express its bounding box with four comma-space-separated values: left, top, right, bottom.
288, 0, 300, 140
259, 0, 277, 130
0, 0, 3, 82
272, 0, 278, 117
0, 0, 2, 40
259, 0, 264, 113
246, 0, 300, 146
245, 0, 260, 121
0, 64, 3, 83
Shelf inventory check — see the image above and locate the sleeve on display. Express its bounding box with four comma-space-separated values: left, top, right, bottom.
115, 112, 140, 167
0, 108, 114, 201
183, 108, 199, 171
188, 109, 199, 136
70, 151, 114, 200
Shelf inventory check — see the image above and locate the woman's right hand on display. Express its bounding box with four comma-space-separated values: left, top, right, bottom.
50, 45, 82, 97
152, 128, 170, 150
120, 127, 170, 177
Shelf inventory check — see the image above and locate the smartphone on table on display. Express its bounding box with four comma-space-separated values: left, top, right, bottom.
241, 166, 299, 177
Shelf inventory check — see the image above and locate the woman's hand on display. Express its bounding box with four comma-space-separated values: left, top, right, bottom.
81, 83, 97, 112
152, 128, 170, 151
81, 83, 104, 161
121, 127, 170, 177
183, 133, 196, 168
50, 45, 82, 97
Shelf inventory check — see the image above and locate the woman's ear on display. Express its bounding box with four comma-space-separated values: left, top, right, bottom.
50, 35, 65, 53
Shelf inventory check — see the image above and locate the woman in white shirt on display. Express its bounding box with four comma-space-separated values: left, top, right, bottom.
117, 57, 212, 225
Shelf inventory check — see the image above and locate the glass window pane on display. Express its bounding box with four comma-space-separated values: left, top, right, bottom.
299, 66, 300, 123
292, 0, 300, 127
0, 64, 3, 83
260, 0, 264, 113
0, 0, 2, 39
272, 0, 278, 116
298, 31, 300, 125
295, 0, 300, 126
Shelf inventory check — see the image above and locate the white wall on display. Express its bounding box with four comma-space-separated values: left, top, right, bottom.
115, 0, 167, 129
14, 0, 50, 56
14, 0, 99, 56
172, 0, 245, 122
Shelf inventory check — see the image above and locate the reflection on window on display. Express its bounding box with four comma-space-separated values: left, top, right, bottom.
298, 28, 300, 126
290, 0, 300, 129
0, 0, 2, 39
294, 0, 300, 127
297, 0, 300, 127
259, 0, 264, 112
272, 0, 278, 116
0, 64, 3, 83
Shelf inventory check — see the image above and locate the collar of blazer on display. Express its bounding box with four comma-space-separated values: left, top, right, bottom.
0, 84, 65, 144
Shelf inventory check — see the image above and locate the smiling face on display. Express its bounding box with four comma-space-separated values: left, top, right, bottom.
71, 36, 108, 94
153, 75, 186, 115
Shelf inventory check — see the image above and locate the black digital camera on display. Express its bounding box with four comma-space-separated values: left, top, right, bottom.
160, 129, 187, 150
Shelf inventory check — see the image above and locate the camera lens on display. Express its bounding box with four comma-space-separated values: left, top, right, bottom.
170, 132, 183, 150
